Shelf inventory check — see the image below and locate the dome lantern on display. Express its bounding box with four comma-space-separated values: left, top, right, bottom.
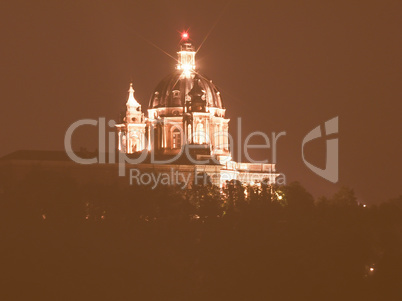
148, 33, 225, 112
176, 33, 196, 78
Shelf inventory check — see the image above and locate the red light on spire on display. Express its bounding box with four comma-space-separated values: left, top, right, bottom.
181, 32, 189, 40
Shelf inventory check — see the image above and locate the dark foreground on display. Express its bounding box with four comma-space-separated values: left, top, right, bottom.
0, 170, 401, 301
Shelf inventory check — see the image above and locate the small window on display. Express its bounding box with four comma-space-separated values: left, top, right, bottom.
172, 90, 181, 106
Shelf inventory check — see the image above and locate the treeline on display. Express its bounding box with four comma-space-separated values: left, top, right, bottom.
0, 169, 401, 301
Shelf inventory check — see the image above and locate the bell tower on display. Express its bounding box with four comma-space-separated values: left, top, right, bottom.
115, 83, 146, 153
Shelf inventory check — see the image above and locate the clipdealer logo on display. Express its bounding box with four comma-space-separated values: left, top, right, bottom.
63, 116, 339, 184
302, 117, 339, 183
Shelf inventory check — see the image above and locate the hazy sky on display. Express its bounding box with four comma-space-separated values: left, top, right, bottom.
1, 0, 400, 203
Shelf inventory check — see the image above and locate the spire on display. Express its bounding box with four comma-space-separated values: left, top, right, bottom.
127, 83, 140, 107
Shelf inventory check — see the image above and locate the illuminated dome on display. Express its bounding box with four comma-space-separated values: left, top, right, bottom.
149, 71, 224, 109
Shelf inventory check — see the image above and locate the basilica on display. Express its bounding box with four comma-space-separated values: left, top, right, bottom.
114, 34, 279, 188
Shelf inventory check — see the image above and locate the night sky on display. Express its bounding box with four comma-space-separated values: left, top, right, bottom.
1, 1, 400, 204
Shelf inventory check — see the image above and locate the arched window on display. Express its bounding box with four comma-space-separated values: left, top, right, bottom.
172, 127, 182, 149
130, 131, 141, 152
